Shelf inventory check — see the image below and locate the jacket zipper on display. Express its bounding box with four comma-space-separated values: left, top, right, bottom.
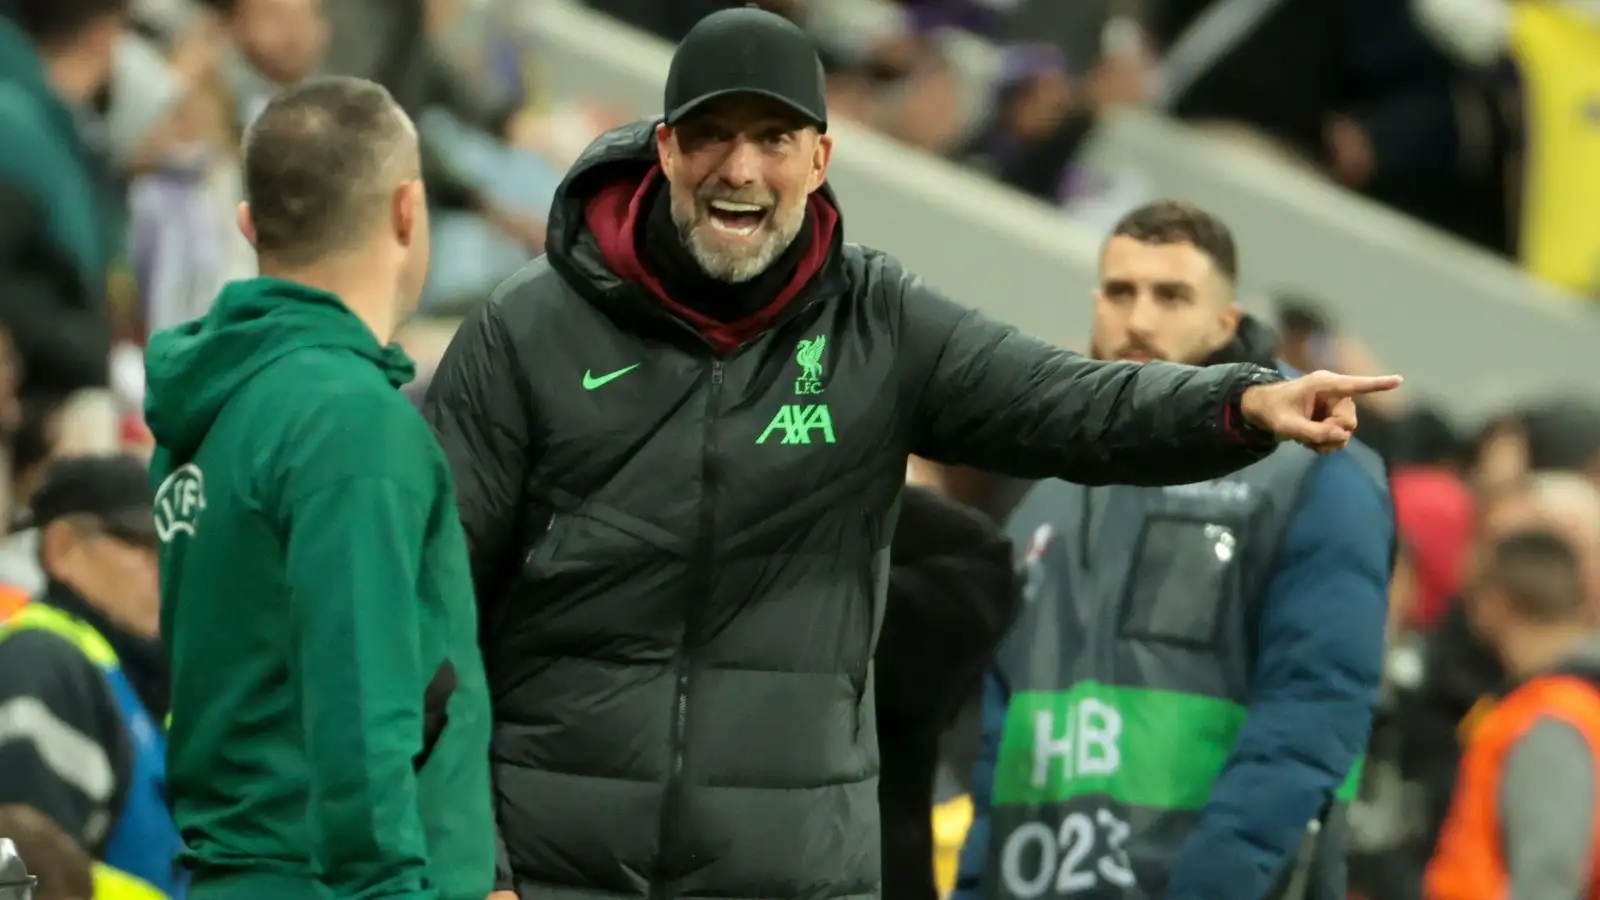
652, 359, 723, 897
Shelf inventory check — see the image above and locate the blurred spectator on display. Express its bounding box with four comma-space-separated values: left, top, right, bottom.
103, 33, 187, 175
1466, 399, 1600, 496
953, 43, 1092, 202
802, 1, 977, 152
0, 456, 178, 898
1414, 0, 1600, 296
0, 397, 70, 602
1135, 0, 1458, 184
320, 0, 554, 305
0, 0, 122, 401
1520, 398, 1600, 476
1468, 412, 1532, 497
1393, 467, 1476, 632
216, 0, 327, 126
1425, 529, 1600, 900
998, 0, 1114, 69
1397, 471, 1600, 876
125, 10, 256, 335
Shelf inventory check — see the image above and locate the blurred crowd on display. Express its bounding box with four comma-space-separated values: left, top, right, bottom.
603, 0, 1600, 298
0, 0, 1599, 899
0, 0, 637, 471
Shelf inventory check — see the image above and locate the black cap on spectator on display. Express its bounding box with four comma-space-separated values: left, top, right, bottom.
663, 5, 828, 132
12, 454, 156, 540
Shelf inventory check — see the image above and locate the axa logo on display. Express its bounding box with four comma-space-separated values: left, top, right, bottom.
756, 404, 836, 445
153, 464, 206, 542
758, 334, 836, 445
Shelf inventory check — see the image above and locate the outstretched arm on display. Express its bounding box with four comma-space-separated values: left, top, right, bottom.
896, 271, 1280, 485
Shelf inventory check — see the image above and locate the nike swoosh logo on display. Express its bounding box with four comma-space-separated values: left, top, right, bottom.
583, 364, 640, 390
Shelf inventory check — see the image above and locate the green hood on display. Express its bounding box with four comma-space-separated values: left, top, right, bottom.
144, 278, 415, 464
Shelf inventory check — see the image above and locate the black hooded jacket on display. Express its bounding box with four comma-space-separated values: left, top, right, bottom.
421, 120, 1281, 900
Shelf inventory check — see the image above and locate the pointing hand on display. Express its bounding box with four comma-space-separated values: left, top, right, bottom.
1240, 370, 1404, 454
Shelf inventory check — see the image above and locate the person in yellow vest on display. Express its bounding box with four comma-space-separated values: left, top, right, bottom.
1426, 529, 1600, 899
1412, 0, 1600, 295
0, 457, 182, 897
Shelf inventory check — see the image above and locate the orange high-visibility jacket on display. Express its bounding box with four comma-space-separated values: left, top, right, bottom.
1425, 673, 1600, 900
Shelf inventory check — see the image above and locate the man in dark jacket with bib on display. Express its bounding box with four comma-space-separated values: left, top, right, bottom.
422, 9, 1402, 900
957, 202, 1395, 900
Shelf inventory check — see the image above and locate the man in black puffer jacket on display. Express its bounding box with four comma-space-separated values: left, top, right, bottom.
421, 9, 1400, 900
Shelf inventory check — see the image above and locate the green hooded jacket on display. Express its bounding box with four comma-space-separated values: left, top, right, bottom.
144, 278, 494, 900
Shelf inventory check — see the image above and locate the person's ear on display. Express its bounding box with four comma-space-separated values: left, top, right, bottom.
807, 131, 833, 194
392, 179, 423, 248
39, 519, 82, 573
235, 202, 257, 247
1218, 301, 1241, 342
656, 122, 675, 171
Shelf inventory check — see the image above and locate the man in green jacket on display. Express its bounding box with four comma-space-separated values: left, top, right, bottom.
142, 75, 495, 900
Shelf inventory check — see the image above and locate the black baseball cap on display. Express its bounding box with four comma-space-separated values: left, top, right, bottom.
663, 6, 828, 132
12, 454, 156, 542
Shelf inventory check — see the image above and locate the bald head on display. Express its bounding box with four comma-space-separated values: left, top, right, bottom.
241, 75, 419, 266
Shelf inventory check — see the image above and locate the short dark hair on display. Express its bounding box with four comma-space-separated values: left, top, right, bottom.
242, 76, 417, 266
0, 805, 94, 900
2, 0, 126, 47
1109, 200, 1239, 282
1483, 529, 1586, 622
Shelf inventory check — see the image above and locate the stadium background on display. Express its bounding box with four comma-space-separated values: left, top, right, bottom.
5, 1, 1600, 899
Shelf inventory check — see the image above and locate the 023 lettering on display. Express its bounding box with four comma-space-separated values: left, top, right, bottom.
1001, 808, 1136, 897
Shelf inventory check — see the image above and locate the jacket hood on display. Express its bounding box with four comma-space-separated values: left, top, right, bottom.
1205, 313, 1280, 368
545, 119, 844, 300
143, 277, 414, 463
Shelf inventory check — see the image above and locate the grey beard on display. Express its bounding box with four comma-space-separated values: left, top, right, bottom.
672, 205, 804, 284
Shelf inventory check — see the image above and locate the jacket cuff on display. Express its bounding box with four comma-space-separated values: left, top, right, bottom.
1222, 367, 1283, 447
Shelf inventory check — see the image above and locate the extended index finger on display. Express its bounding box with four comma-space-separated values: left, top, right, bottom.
1323, 374, 1404, 396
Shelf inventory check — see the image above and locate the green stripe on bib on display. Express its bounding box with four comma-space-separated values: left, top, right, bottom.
992, 682, 1362, 810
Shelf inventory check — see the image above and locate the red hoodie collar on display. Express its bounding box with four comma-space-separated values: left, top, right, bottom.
583, 165, 840, 355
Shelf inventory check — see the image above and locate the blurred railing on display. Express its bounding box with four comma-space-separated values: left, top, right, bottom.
522, 0, 1600, 418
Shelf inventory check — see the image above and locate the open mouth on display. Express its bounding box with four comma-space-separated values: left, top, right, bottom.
706, 199, 769, 237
